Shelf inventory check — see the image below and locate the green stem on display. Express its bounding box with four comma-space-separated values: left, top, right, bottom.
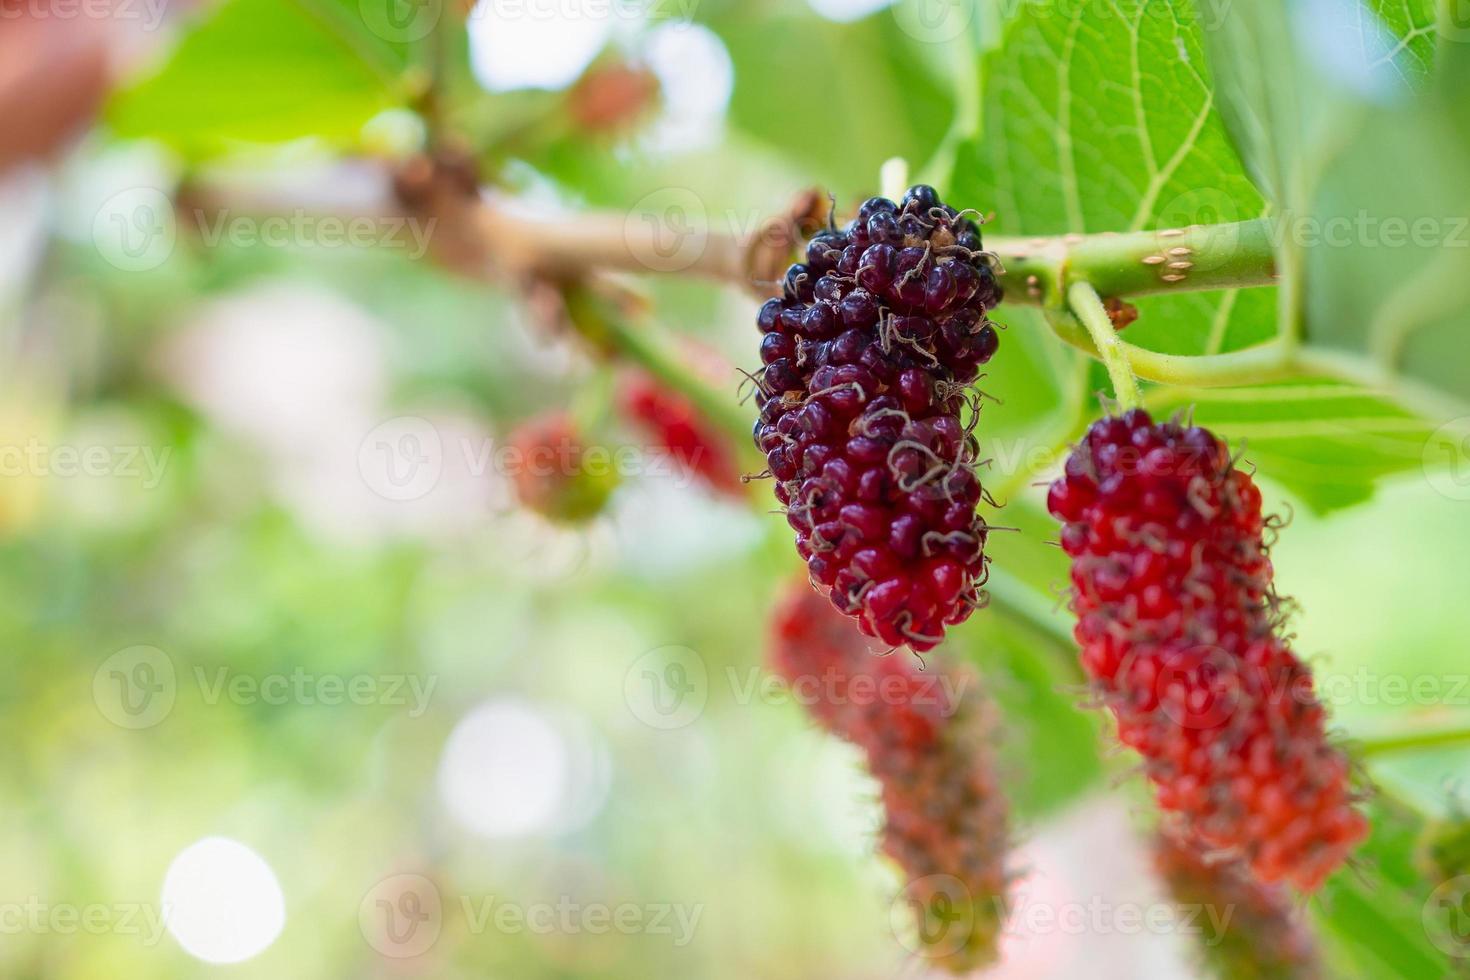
1356, 725, 1470, 760
1067, 281, 1141, 409
1047, 308, 1299, 388
560, 285, 756, 451
996, 218, 1278, 308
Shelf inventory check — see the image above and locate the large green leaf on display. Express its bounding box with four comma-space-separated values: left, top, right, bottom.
949, 0, 1270, 357
1201, 0, 1470, 425
711, 8, 957, 198
107, 0, 412, 155
1200, 0, 1437, 202
947, 0, 1462, 512
1146, 380, 1435, 512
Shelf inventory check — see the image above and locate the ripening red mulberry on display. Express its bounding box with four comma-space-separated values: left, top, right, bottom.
1048, 409, 1366, 890
1153, 831, 1319, 979
769, 581, 1009, 972
755, 186, 1003, 652
506, 411, 617, 523
620, 371, 745, 497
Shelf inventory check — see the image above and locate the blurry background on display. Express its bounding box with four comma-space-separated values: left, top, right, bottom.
3, 1, 1470, 977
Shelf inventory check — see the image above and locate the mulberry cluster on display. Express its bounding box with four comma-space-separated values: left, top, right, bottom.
620, 371, 745, 497
755, 185, 1002, 652
1047, 410, 1366, 890
1154, 832, 1319, 979
769, 581, 1009, 972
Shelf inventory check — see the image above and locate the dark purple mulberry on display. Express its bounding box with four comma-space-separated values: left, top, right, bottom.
753, 187, 1002, 652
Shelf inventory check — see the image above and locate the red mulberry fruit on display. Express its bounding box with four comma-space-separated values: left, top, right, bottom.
769, 580, 1009, 971
620, 370, 745, 497
1048, 409, 1366, 890
506, 411, 617, 523
1154, 831, 1319, 978
755, 186, 1003, 652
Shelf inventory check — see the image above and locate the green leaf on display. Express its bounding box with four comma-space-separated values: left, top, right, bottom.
1200, 0, 1470, 421
1314, 799, 1452, 978
1145, 379, 1435, 512
107, 0, 408, 156
1364, 0, 1442, 86
949, 0, 1269, 356
1302, 92, 1470, 418
710, 10, 956, 198
1200, 0, 1437, 203
961, 611, 1101, 820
